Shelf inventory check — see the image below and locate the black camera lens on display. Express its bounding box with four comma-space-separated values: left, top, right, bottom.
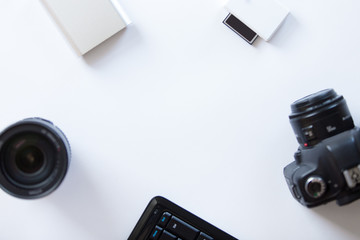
305, 176, 326, 199
289, 89, 354, 147
0, 118, 70, 199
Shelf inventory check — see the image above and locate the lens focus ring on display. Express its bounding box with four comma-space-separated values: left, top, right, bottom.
289, 89, 354, 147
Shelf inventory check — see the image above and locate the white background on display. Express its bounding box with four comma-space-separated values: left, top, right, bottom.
1, 0, 360, 239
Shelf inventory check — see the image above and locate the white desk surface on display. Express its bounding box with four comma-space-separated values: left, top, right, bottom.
1, 0, 360, 239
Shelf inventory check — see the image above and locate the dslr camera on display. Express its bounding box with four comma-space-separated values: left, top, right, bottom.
284, 89, 360, 207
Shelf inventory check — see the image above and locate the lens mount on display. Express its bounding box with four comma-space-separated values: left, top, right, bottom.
289, 89, 354, 147
0, 118, 71, 199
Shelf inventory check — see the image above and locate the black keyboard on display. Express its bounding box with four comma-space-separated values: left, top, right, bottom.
128, 196, 238, 240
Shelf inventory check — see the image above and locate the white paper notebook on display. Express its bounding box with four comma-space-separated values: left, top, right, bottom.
41, 0, 131, 55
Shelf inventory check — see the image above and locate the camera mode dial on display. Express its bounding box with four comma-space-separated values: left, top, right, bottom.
305, 176, 326, 199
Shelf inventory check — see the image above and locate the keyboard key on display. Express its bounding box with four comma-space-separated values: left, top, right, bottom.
197, 232, 213, 240
128, 196, 238, 240
166, 216, 200, 240
158, 212, 172, 227
159, 230, 177, 240
149, 226, 163, 240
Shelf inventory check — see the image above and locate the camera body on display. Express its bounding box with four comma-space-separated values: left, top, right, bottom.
284, 89, 360, 207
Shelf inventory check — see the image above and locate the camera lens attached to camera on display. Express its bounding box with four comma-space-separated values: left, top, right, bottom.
284, 89, 360, 207
0, 118, 70, 199
289, 89, 354, 148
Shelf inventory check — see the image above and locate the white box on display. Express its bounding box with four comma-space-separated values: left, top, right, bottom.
41, 0, 131, 55
225, 0, 289, 41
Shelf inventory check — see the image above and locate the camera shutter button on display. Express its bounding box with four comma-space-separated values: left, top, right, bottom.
294, 150, 302, 164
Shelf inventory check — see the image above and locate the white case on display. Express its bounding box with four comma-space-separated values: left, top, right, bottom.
225, 0, 289, 41
41, 0, 131, 55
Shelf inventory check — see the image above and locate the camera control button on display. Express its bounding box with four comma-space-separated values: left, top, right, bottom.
294, 150, 302, 163
305, 176, 326, 199
302, 125, 316, 141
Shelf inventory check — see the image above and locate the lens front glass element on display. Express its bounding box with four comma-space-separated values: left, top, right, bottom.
15, 145, 45, 174
3, 133, 54, 186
